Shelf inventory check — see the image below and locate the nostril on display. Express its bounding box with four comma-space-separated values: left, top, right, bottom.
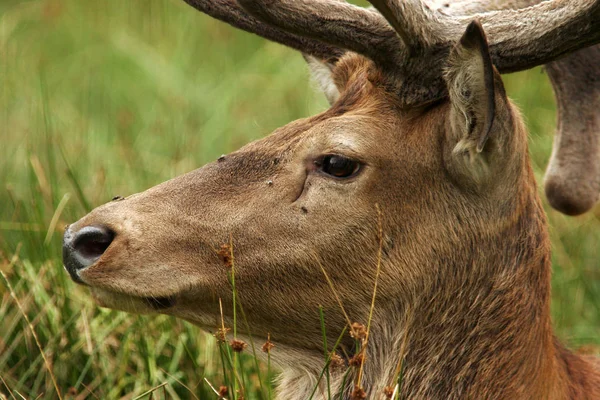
73, 225, 115, 260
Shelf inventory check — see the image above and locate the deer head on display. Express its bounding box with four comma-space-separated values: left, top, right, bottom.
62, 1, 600, 398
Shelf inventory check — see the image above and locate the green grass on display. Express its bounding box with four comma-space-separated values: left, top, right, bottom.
1, 0, 599, 399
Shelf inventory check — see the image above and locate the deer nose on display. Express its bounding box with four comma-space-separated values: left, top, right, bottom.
63, 225, 114, 284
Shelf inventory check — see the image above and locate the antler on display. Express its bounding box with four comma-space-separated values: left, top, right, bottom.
182, 1, 600, 103
182, 0, 405, 66
181, 0, 345, 62
182, 0, 600, 214
221, 0, 599, 105
234, 0, 408, 68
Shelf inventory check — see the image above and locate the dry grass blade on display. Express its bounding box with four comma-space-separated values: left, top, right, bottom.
356, 204, 385, 389
44, 192, 70, 245
313, 253, 354, 330
131, 382, 168, 400
159, 368, 200, 400
80, 382, 100, 400
29, 155, 51, 205
0, 245, 63, 400
13, 391, 26, 400
0, 372, 16, 400
204, 377, 229, 400
219, 297, 227, 342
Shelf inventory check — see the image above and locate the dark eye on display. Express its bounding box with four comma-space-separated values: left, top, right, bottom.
315, 155, 361, 178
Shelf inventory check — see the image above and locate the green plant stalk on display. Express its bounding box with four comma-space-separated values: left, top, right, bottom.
219, 298, 235, 399
308, 325, 348, 400
217, 341, 234, 399
0, 255, 63, 400
336, 365, 354, 400
394, 356, 406, 400
39, 70, 58, 208
267, 337, 273, 400
59, 143, 91, 213
233, 294, 267, 399
237, 352, 249, 399
319, 306, 332, 399
229, 237, 243, 400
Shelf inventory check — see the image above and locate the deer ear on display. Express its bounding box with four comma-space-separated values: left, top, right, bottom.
444, 20, 512, 187
303, 54, 340, 105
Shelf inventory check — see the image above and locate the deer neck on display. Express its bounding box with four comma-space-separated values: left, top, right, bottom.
392, 253, 558, 399
354, 193, 591, 399
337, 197, 564, 399
380, 194, 565, 399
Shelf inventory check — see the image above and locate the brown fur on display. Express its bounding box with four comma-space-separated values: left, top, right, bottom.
63, 49, 600, 398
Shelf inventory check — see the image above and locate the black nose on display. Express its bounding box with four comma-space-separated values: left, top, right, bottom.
63, 225, 114, 284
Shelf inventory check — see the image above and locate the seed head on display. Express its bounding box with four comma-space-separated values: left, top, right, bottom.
350, 322, 367, 341
383, 386, 395, 398
262, 338, 275, 353
217, 243, 233, 268
329, 352, 345, 371
218, 385, 228, 397
230, 339, 248, 353
350, 385, 367, 400
213, 327, 230, 343
349, 352, 364, 367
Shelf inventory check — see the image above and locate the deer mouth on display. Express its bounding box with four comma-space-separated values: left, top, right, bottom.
89, 287, 179, 313
143, 295, 177, 310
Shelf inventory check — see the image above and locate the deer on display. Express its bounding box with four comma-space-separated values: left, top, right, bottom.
62, 0, 600, 398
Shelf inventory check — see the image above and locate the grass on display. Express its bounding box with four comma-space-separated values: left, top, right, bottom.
1, 0, 599, 399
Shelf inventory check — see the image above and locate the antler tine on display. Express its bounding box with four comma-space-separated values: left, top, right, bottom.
366, 0, 600, 71
182, 0, 345, 62
235, 0, 405, 68
366, 0, 446, 52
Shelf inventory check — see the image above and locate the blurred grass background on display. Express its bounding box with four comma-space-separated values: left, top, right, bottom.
0, 0, 598, 398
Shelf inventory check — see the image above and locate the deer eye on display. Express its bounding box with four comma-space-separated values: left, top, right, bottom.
315, 155, 361, 178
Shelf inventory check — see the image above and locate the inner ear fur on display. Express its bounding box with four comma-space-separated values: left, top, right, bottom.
443, 20, 515, 188
304, 54, 341, 105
